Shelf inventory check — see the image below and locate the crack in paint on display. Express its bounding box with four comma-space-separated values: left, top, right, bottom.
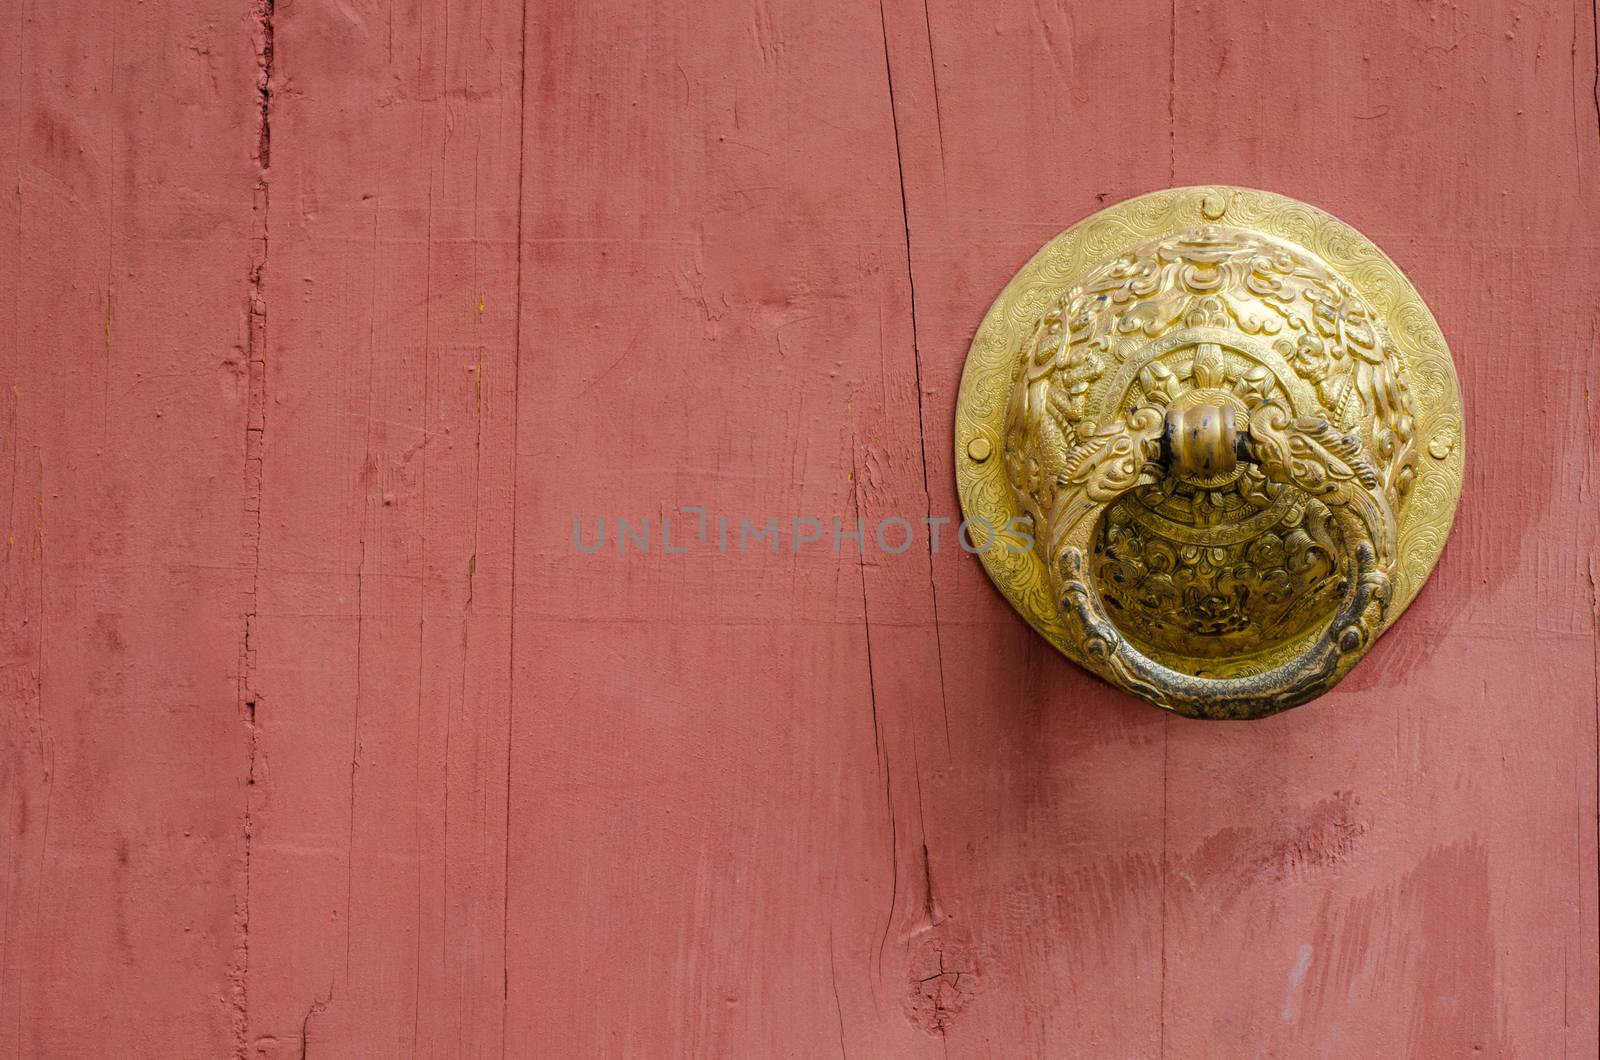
875, 0, 955, 1007
255, 0, 275, 170
877, 0, 952, 762
849, 437, 897, 979
232, 0, 275, 1054
920, 0, 946, 181
827, 924, 848, 1059
298, 980, 332, 1060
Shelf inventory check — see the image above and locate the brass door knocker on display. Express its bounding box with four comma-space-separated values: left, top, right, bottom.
955, 187, 1464, 718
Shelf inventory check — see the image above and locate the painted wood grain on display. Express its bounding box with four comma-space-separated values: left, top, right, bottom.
243, 0, 524, 1054
0, 0, 1595, 1057
0, 0, 262, 1055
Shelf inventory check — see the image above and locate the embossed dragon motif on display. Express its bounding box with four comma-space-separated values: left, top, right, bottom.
1004, 225, 1415, 685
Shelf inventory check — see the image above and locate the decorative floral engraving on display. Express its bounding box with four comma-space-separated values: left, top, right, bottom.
955, 187, 1463, 717
1004, 226, 1414, 669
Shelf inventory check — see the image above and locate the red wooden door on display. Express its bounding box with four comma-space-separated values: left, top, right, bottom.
2, 0, 1596, 1056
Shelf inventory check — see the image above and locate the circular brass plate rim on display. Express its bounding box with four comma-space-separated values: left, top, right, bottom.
953, 185, 1466, 713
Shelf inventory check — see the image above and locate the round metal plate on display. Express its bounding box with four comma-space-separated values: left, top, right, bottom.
954, 186, 1465, 698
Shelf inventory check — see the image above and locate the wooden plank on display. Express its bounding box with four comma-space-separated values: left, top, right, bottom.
872, 0, 1184, 1052
242, 0, 525, 1055
506, 1, 948, 1054
1160, 2, 1600, 1055
881, 0, 1600, 1055
0, 0, 260, 1054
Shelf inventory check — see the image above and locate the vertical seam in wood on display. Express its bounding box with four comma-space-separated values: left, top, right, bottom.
2, 16, 25, 1042
100, 9, 118, 439
1160, 715, 1169, 1060
1588, 298, 1600, 1057
234, 0, 275, 1052
410, 10, 441, 1044
502, 0, 532, 1051
1579, 10, 1600, 1046
347, 193, 381, 982
1592, 0, 1599, 142
1589, 550, 1599, 1057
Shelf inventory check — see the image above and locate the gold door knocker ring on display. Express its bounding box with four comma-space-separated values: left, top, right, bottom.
955, 188, 1464, 719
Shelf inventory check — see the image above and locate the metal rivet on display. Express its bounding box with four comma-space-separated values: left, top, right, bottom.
1201, 191, 1226, 220
966, 437, 993, 462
